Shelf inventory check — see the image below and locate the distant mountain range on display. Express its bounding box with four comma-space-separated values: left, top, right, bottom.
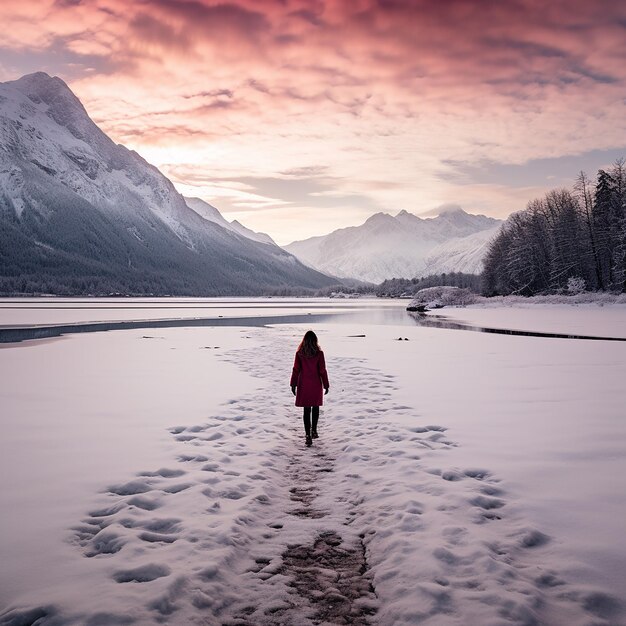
183, 196, 276, 246
0, 72, 336, 295
0, 71, 504, 295
285, 208, 502, 283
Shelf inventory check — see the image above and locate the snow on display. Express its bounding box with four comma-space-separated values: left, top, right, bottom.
434, 300, 626, 338
0, 327, 250, 610
409, 286, 477, 308
229, 219, 276, 245
421, 226, 500, 275
0, 72, 193, 236
1, 73, 315, 293
184, 196, 276, 245
1, 299, 625, 625
0, 166, 26, 217
285, 209, 502, 283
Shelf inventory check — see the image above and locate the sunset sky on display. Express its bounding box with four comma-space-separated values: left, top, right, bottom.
2, 0, 626, 243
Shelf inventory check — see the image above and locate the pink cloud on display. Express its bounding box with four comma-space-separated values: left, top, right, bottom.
1, 0, 626, 241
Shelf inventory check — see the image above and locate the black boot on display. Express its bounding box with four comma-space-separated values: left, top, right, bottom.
312, 407, 319, 438
303, 409, 312, 446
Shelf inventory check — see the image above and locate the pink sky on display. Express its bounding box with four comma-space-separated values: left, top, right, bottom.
1, 0, 626, 243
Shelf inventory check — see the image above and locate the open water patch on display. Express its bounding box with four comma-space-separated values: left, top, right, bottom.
0, 312, 341, 344
409, 312, 626, 342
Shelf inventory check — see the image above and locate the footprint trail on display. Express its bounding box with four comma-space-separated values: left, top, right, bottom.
1, 326, 616, 626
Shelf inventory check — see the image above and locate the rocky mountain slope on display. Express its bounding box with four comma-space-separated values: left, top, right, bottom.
0, 72, 336, 295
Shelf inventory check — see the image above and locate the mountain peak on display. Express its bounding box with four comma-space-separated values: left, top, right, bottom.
16, 70, 59, 84
184, 196, 276, 245
184, 196, 226, 225
10, 71, 74, 102
5, 71, 99, 144
434, 204, 466, 217
286, 203, 502, 282
0, 76, 334, 294
395, 209, 423, 224
364, 212, 395, 225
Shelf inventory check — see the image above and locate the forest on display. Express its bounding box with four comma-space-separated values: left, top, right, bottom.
482, 159, 626, 296
374, 272, 482, 297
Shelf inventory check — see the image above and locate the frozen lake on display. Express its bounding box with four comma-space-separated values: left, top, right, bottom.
1, 298, 625, 625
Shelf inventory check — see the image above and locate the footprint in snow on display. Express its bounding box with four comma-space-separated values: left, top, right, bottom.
113, 564, 171, 583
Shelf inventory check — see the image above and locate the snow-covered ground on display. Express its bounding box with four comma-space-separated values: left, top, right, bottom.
0, 299, 625, 625
432, 302, 626, 339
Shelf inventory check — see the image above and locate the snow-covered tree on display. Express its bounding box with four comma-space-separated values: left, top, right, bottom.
574, 170, 602, 290
545, 190, 588, 289
483, 162, 626, 296
609, 159, 626, 291
593, 169, 617, 289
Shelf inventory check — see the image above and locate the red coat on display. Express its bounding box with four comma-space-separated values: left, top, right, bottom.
290, 350, 329, 407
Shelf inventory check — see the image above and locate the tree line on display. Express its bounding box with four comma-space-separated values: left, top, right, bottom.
483, 159, 626, 296
375, 272, 482, 297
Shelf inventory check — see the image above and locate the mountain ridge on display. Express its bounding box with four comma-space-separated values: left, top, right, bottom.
285, 208, 502, 283
0, 72, 337, 295
184, 196, 276, 245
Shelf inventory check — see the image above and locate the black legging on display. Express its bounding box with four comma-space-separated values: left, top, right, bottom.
303, 406, 319, 436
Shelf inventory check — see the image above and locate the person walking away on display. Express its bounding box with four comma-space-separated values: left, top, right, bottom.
290, 330, 329, 447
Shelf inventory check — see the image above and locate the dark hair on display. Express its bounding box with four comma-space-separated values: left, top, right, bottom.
297, 330, 320, 358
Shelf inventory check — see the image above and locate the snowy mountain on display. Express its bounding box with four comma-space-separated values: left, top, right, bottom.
184, 196, 276, 245
0, 72, 336, 295
421, 225, 501, 276
285, 207, 502, 283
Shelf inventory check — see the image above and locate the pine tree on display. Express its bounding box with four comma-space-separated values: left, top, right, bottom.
574, 171, 602, 289
609, 159, 626, 291
593, 169, 619, 289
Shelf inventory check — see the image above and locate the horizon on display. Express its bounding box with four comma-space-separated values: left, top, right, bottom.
180, 193, 498, 244
1, 1, 626, 244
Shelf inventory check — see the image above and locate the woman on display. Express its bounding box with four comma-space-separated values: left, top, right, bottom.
290, 330, 329, 447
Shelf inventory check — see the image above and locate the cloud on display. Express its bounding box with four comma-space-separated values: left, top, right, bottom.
2, 0, 626, 242
280, 165, 329, 177
166, 167, 377, 213
129, 12, 191, 52
183, 89, 234, 99
419, 203, 464, 218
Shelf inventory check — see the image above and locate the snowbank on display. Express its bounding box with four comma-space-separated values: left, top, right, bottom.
408, 286, 478, 310
475, 292, 626, 307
